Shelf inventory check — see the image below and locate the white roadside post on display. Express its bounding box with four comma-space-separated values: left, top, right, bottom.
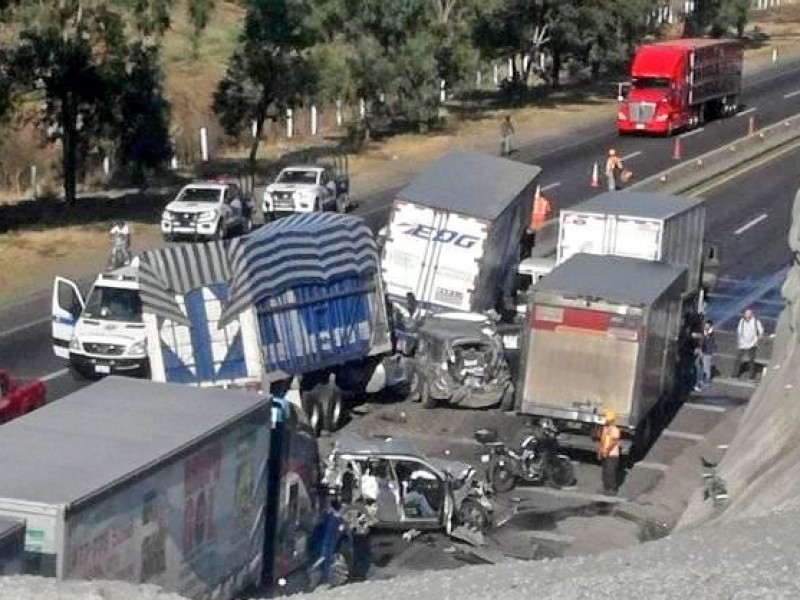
359, 98, 366, 120
440, 79, 446, 103
286, 108, 293, 138
311, 105, 318, 136
773, 48, 778, 63
493, 64, 499, 86
199, 126, 209, 162
102, 155, 111, 179
251, 120, 258, 138
507, 57, 513, 79
336, 99, 343, 127
30, 165, 37, 199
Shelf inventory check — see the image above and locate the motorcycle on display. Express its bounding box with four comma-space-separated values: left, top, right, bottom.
475, 419, 576, 493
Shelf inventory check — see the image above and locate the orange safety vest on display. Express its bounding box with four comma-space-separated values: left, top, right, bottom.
529, 195, 551, 231
598, 425, 620, 458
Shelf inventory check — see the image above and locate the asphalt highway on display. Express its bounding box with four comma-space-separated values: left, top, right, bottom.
2, 60, 800, 400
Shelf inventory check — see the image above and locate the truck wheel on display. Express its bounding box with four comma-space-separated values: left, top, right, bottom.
546, 457, 576, 489
420, 382, 437, 409
490, 462, 517, 494
458, 499, 491, 531
318, 383, 346, 433
328, 541, 354, 587
301, 390, 323, 437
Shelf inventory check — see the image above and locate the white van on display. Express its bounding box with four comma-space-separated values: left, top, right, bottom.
51, 261, 147, 380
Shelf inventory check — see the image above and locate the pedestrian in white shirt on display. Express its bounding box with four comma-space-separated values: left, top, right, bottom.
733, 308, 764, 380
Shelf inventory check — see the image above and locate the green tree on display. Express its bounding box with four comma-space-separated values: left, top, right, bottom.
212, 0, 319, 164
188, 0, 214, 57
11, 2, 129, 205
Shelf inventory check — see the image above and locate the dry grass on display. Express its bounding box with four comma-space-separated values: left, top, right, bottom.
0, 223, 161, 305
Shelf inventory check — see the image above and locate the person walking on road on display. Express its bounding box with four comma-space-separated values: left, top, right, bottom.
597, 411, 621, 496
500, 116, 515, 156
701, 320, 717, 388
605, 149, 624, 191
733, 308, 764, 380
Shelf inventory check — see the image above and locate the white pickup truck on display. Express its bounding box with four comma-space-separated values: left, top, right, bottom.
262, 165, 350, 220
160, 181, 254, 241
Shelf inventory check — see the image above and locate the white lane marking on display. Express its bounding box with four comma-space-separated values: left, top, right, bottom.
684, 402, 727, 414
41, 368, 68, 382
737, 107, 757, 117
717, 444, 729, 450
734, 213, 768, 235
621, 150, 642, 161
540, 182, 562, 191
635, 461, 669, 472
0, 316, 50, 338
679, 127, 705, 139
784, 90, 800, 99
662, 429, 705, 441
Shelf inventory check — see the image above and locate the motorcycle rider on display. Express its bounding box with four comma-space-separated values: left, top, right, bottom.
597, 411, 621, 496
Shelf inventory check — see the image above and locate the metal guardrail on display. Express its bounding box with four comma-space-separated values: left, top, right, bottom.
628, 112, 800, 195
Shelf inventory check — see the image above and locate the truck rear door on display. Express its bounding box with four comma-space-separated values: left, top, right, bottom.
521, 303, 643, 423
557, 212, 610, 265
51, 277, 84, 359
383, 200, 487, 312
610, 216, 662, 261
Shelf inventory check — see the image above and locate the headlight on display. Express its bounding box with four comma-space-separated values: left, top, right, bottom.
161, 210, 172, 220
196, 210, 218, 222
127, 340, 147, 358
69, 335, 81, 351
617, 112, 627, 120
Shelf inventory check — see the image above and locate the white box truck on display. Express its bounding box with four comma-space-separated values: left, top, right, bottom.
517, 254, 688, 456
0, 377, 332, 598
381, 150, 541, 315
556, 191, 713, 300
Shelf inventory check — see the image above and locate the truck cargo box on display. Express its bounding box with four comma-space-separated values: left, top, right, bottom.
0, 377, 271, 599
382, 150, 541, 314
557, 191, 704, 299
518, 254, 687, 434
140, 213, 391, 385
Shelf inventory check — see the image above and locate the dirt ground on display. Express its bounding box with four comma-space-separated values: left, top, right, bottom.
1, 9, 799, 306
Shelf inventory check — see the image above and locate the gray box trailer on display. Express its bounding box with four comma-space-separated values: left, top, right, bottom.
557, 192, 707, 300
382, 149, 541, 314
0, 518, 25, 575
517, 254, 687, 453
0, 376, 271, 599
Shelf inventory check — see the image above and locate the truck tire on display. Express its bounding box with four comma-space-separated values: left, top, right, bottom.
457, 499, 491, 531
301, 390, 323, 437
318, 383, 346, 433
329, 540, 354, 587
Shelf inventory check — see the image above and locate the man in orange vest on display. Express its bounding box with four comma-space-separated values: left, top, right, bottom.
597, 410, 621, 496
524, 190, 552, 254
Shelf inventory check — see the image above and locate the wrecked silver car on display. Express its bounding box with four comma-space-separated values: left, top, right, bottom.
409, 314, 514, 410
322, 434, 494, 533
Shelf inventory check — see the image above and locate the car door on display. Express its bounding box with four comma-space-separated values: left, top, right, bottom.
52, 276, 85, 358
392, 459, 445, 529
352, 458, 402, 526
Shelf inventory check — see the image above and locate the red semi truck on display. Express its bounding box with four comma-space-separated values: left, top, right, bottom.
617, 38, 743, 135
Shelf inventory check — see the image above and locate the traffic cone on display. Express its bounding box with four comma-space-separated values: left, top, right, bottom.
748, 115, 756, 136
590, 162, 600, 188
672, 136, 681, 160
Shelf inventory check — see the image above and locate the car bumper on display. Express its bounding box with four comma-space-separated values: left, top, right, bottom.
161, 221, 218, 238
69, 353, 149, 379
617, 119, 671, 134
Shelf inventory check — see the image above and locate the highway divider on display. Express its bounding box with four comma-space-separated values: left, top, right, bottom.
529, 111, 800, 258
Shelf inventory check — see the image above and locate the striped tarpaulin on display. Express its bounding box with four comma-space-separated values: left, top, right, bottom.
138, 240, 239, 325
220, 213, 378, 324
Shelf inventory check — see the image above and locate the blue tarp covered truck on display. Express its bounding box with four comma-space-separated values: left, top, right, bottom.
139, 213, 409, 435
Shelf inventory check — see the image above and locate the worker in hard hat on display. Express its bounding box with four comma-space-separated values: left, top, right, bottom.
597, 410, 621, 496
605, 149, 624, 191
524, 188, 552, 254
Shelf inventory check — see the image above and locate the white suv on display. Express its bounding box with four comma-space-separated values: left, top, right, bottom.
262, 166, 350, 220
161, 182, 253, 241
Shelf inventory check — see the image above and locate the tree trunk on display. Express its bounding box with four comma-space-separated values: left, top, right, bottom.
62, 93, 78, 207
247, 114, 265, 167
551, 51, 562, 88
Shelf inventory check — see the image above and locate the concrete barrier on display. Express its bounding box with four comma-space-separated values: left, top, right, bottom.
628, 113, 800, 196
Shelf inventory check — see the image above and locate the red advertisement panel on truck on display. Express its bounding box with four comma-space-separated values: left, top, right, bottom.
618, 38, 743, 135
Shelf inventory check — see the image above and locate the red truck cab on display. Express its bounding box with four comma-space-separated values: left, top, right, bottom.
618, 38, 743, 135
0, 370, 46, 422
